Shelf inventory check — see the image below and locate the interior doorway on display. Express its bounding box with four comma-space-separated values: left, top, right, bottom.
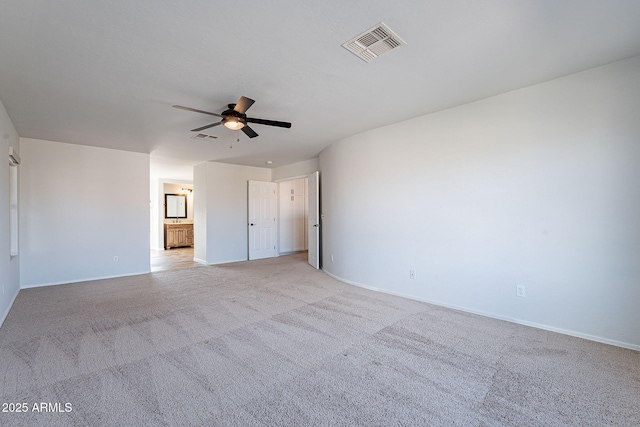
150, 179, 194, 270
276, 172, 319, 269
278, 177, 309, 256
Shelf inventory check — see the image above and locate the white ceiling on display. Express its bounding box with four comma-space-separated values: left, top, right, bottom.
2, 1, 640, 180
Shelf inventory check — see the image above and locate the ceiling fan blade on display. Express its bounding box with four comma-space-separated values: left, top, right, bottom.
191, 121, 222, 132
173, 105, 223, 118
246, 117, 292, 128
234, 96, 255, 114
242, 126, 259, 138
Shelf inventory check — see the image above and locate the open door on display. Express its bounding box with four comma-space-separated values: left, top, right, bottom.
248, 180, 277, 260
307, 171, 320, 269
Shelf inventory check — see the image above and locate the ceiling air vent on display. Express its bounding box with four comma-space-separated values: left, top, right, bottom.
342, 22, 406, 63
191, 133, 217, 140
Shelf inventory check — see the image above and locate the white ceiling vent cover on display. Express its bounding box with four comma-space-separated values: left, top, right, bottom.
191, 133, 217, 140
342, 22, 406, 63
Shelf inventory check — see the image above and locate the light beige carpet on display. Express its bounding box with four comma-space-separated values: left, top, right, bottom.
0, 253, 638, 426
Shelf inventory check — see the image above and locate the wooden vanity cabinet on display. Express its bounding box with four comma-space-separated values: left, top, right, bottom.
164, 223, 194, 249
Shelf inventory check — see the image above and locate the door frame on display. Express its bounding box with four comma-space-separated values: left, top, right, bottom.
307, 171, 320, 269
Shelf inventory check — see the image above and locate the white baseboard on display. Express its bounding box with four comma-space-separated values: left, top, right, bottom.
0, 287, 20, 329
322, 269, 640, 352
278, 250, 305, 256
193, 257, 208, 265
208, 258, 248, 265
20, 270, 151, 289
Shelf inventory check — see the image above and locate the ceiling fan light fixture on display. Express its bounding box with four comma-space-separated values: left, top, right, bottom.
223, 116, 245, 130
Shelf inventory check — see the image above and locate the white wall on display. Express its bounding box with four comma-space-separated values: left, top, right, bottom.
320, 56, 640, 349
272, 158, 318, 181
193, 164, 207, 263
0, 99, 20, 327
194, 162, 271, 264
20, 138, 150, 287
150, 178, 161, 250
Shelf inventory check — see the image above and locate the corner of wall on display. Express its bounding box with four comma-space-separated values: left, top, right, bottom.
0, 98, 21, 328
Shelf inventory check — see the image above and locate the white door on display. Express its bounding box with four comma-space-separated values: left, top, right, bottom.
307, 171, 320, 269
248, 181, 277, 260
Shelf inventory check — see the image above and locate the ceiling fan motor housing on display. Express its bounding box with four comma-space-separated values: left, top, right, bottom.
222, 108, 247, 128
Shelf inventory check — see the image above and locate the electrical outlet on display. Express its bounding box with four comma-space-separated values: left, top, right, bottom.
516, 285, 526, 297
409, 270, 416, 280
113, 256, 119, 263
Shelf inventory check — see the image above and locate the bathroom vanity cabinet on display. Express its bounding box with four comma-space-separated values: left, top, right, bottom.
164, 223, 194, 249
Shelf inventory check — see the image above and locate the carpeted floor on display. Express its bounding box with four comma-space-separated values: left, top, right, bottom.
0, 253, 638, 426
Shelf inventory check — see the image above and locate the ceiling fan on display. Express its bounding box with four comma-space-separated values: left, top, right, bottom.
173, 96, 291, 138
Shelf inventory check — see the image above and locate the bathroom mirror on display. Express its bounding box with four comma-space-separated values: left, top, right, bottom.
165, 194, 187, 218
